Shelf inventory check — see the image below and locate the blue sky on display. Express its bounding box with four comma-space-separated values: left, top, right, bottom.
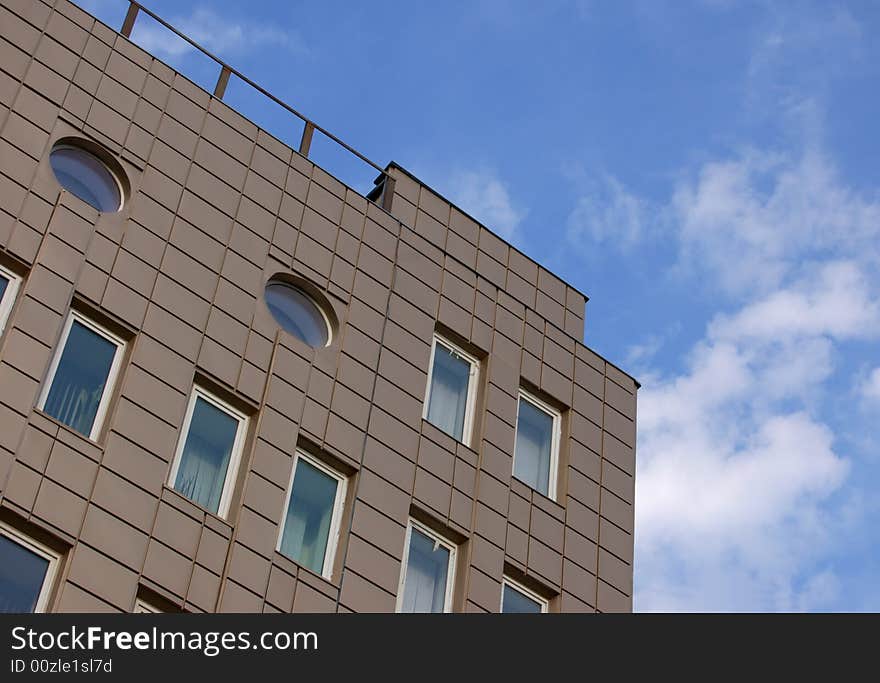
82, 0, 880, 611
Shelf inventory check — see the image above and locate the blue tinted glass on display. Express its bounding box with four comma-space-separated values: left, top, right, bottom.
43, 320, 117, 437
401, 528, 450, 613
426, 344, 470, 441
173, 397, 240, 514
502, 584, 543, 613
280, 459, 339, 574
0, 274, 8, 301
49, 146, 121, 212
264, 283, 328, 348
0, 535, 50, 613
513, 399, 554, 495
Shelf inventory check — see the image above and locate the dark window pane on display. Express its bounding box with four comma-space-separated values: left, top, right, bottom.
173, 396, 240, 514
0, 274, 8, 302
502, 584, 543, 613
279, 459, 339, 574
43, 320, 117, 437
513, 398, 555, 495
264, 282, 329, 348
49, 146, 121, 212
0, 535, 50, 613
426, 344, 470, 441
401, 528, 450, 613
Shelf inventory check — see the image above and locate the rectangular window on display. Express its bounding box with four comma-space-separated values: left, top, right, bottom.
168, 387, 248, 517
513, 389, 561, 499
0, 265, 21, 337
396, 520, 456, 613
0, 523, 60, 613
37, 312, 125, 441
423, 334, 479, 445
277, 451, 347, 578
501, 577, 548, 613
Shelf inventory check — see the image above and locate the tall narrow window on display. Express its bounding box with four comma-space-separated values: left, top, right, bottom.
423, 335, 479, 445
168, 388, 248, 517
513, 389, 561, 499
0, 524, 60, 613
277, 452, 346, 578
38, 312, 125, 440
0, 265, 22, 337
501, 578, 548, 613
396, 521, 456, 613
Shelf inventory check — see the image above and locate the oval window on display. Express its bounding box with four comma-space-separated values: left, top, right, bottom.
265, 280, 331, 348
49, 144, 123, 212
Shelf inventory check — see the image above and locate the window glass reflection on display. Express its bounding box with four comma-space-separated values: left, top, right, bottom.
400, 527, 450, 613
173, 396, 240, 514
0, 535, 50, 613
49, 146, 121, 212
279, 458, 340, 574
43, 320, 117, 438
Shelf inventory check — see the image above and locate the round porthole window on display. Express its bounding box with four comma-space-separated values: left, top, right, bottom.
49, 143, 123, 212
264, 279, 332, 348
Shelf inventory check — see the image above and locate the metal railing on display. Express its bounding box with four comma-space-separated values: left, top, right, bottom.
120, 1, 395, 211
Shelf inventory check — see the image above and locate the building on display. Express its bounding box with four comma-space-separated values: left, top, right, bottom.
0, 0, 637, 614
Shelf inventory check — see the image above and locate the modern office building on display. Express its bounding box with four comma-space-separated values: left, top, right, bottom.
0, 0, 637, 613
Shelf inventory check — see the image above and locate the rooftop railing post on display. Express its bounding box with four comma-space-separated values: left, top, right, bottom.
299, 122, 315, 158
213, 66, 232, 100
120, 2, 139, 38
114, 2, 390, 202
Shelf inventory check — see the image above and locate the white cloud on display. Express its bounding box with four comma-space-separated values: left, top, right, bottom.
637, 335, 852, 610
709, 261, 880, 344
447, 169, 526, 243
632, 145, 880, 610
566, 174, 646, 249
672, 149, 880, 297
564, 148, 880, 289
130, 7, 308, 60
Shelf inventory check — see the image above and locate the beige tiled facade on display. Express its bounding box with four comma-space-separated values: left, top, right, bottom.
0, 0, 637, 613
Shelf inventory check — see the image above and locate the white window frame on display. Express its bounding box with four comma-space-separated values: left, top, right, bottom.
0, 521, 61, 613
422, 334, 480, 447
513, 388, 562, 501
167, 386, 249, 519
395, 519, 457, 614
0, 264, 22, 337
276, 450, 347, 579
37, 311, 126, 441
133, 597, 161, 613
501, 576, 549, 613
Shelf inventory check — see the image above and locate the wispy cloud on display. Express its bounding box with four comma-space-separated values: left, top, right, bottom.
708, 261, 880, 344
671, 149, 880, 298
860, 368, 880, 404
745, 5, 862, 119
566, 173, 648, 250
447, 168, 526, 244
130, 6, 308, 61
